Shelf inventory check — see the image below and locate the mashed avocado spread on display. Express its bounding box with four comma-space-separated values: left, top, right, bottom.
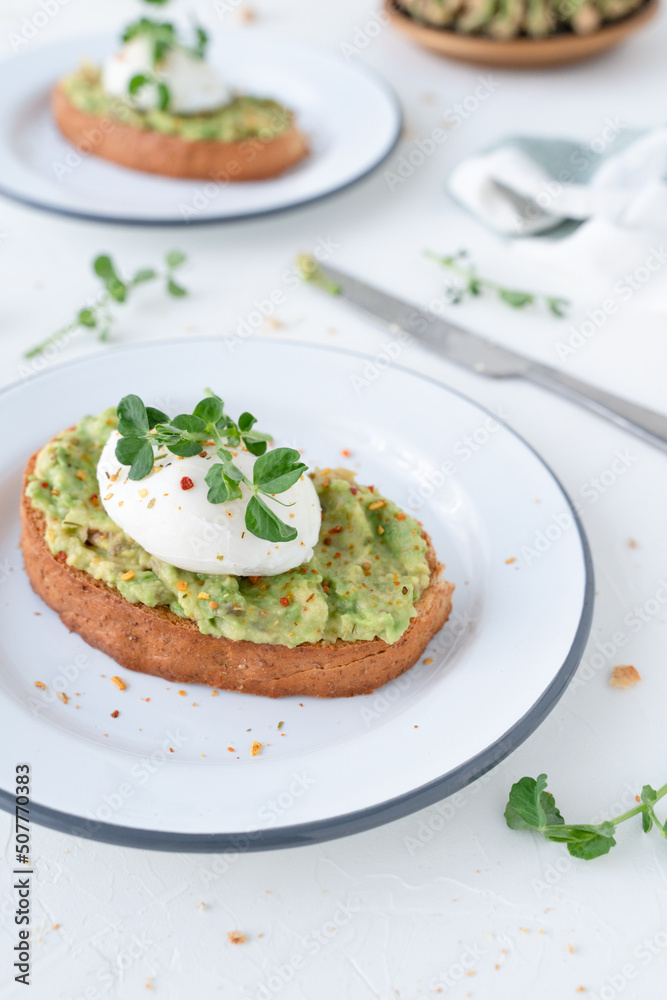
26, 411, 431, 649
61, 67, 293, 143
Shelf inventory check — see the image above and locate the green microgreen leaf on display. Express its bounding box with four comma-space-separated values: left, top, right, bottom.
167, 278, 187, 297
132, 268, 158, 285
245, 495, 298, 543
166, 250, 186, 269
498, 289, 534, 309
128, 73, 151, 96
115, 436, 154, 480
117, 394, 150, 437
193, 396, 224, 425
205, 463, 242, 504
78, 308, 97, 328
243, 437, 268, 457
252, 447, 307, 496
238, 411, 257, 433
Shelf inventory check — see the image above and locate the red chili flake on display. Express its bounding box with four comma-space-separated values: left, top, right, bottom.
41, 481, 49, 488
55, 550, 67, 563
327, 525, 344, 534
280, 596, 290, 607
350, 488, 358, 495
180, 477, 194, 491
110, 710, 119, 718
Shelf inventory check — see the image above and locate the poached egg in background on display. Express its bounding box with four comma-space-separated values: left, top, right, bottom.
102, 35, 230, 115
97, 432, 322, 577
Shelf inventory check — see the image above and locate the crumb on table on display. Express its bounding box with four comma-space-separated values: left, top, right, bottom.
610, 665, 641, 689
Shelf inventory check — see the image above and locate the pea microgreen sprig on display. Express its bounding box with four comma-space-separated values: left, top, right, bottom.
115, 393, 308, 544
122, 15, 209, 110
25, 251, 187, 359
426, 250, 569, 318
296, 255, 342, 295
505, 774, 667, 860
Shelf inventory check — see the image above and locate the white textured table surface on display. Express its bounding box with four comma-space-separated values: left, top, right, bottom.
1, 1, 667, 998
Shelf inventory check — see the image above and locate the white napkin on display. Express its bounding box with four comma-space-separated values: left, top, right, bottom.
448, 129, 667, 310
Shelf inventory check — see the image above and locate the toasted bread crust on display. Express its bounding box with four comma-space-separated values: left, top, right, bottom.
52, 84, 310, 181
20, 452, 453, 697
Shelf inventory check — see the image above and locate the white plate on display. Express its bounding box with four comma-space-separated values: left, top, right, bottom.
0, 339, 592, 850
0, 31, 401, 225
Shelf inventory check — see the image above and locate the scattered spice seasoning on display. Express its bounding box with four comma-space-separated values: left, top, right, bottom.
34, 681, 46, 690
368, 500, 385, 511
57, 692, 69, 704
147, 497, 156, 509
177, 581, 188, 592
180, 476, 194, 491
209, 601, 219, 610
279, 596, 290, 607
110, 710, 119, 718
55, 550, 67, 563
197, 591, 211, 601
75, 470, 87, 481
228, 931, 246, 944
111, 676, 126, 691
120, 570, 135, 581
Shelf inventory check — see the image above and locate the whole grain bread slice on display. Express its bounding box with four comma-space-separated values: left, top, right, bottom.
52, 84, 310, 181
21, 452, 454, 698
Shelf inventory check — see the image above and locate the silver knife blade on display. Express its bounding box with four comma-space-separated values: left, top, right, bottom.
310, 261, 667, 454
316, 262, 532, 378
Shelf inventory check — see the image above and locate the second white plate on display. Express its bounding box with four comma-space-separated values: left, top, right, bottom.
0, 30, 401, 224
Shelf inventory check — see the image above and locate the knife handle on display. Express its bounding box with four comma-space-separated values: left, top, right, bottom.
524, 362, 667, 455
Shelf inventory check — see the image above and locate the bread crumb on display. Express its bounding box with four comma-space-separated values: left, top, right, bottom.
423, 657, 434, 665
628, 538, 638, 548
198, 902, 207, 910
610, 665, 641, 689
228, 930, 247, 944
197, 591, 210, 601
177, 581, 188, 592
111, 676, 126, 690
505, 557, 516, 564
34, 681, 46, 690
57, 692, 68, 704
111, 710, 119, 718
251, 741, 263, 756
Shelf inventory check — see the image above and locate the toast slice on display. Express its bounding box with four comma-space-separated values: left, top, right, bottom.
21, 452, 454, 698
52, 84, 309, 182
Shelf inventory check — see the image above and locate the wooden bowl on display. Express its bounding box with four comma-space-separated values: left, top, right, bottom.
385, 0, 658, 68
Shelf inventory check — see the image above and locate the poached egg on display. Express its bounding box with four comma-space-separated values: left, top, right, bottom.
97, 432, 322, 577
102, 35, 230, 115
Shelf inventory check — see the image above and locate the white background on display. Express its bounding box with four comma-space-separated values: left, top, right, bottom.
1, 1, 667, 998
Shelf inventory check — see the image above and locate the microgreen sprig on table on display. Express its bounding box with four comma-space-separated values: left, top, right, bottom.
296, 255, 342, 295
505, 774, 667, 860
115, 393, 308, 544
426, 250, 569, 318
25, 251, 187, 359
